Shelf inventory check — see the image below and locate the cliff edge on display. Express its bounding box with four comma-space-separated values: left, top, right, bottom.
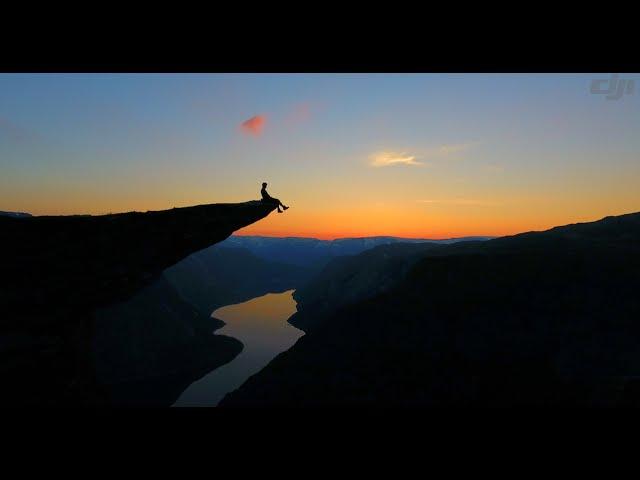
0, 200, 277, 333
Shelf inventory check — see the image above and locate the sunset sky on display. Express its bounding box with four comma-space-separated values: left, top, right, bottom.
1, 73, 639, 239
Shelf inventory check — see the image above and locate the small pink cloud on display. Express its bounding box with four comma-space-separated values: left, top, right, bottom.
240, 115, 266, 136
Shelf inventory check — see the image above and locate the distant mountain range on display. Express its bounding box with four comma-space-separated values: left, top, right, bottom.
0, 211, 32, 218
221, 235, 494, 268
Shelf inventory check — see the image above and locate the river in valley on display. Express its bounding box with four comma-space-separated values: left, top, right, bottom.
173, 289, 303, 406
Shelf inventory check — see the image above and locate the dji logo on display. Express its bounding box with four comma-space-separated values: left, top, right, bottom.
590, 74, 635, 100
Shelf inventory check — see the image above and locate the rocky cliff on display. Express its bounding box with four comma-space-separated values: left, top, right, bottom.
221, 212, 640, 407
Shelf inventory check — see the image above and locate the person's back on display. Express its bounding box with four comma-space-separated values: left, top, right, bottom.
260, 182, 289, 213
261, 184, 272, 201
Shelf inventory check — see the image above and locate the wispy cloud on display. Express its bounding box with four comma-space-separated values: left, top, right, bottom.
240, 115, 267, 136
370, 151, 423, 167
418, 198, 500, 207
369, 143, 474, 168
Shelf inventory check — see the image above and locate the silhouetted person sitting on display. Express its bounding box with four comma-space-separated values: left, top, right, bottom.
261, 182, 289, 213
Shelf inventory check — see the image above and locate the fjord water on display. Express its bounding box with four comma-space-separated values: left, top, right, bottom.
173, 290, 303, 406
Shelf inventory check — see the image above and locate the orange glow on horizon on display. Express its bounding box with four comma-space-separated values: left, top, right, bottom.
234, 208, 639, 240
7, 194, 637, 241
5, 190, 638, 241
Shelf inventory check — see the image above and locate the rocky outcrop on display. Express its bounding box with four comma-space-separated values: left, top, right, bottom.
0, 200, 276, 405
1, 201, 276, 333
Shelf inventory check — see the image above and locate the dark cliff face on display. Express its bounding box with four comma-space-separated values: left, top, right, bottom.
0, 201, 276, 333
91, 276, 244, 406
289, 242, 450, 331
0, 200, 276, 405
221, 212, 640, 407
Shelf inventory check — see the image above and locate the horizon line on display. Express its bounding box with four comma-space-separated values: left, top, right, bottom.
230, 233, 498, 241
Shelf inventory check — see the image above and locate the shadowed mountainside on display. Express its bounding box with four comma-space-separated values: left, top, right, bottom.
164, 245, 312, 318
289, 242, 466, 331
221, 212, 640, 407
92, 245, 310, 405
90, 276, 243, 406
0, 200, 277, 405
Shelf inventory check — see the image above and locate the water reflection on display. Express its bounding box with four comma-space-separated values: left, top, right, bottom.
173, 289, 303, 406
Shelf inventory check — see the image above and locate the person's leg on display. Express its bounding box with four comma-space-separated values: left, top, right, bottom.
279, 200, 289, 210
272, 198, 283, 213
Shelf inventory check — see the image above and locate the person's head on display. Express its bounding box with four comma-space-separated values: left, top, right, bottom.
262, 182, 267, 188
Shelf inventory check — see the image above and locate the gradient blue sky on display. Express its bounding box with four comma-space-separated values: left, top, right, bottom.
1, 73, 638, 238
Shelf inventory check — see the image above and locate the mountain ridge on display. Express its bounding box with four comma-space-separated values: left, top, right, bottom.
221, 234, 494, 268
221, 211, 640, 406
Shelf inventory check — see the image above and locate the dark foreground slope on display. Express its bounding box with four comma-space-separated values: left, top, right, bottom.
289, 242, 449, 331
222, 212, 640, 407
92, 245, 310, 405
0, 201, 276, 405
90, 276, 243, 406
